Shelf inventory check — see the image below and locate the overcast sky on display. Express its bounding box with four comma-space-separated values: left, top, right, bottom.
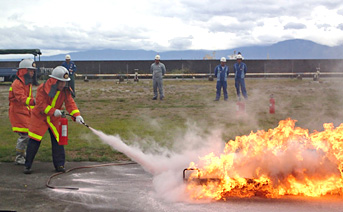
1, 0, 343, 56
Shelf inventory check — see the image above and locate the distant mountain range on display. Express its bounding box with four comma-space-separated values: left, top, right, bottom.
2, 39, 343, 61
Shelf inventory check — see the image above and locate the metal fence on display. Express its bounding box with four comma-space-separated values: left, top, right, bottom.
1, 59, 343, 78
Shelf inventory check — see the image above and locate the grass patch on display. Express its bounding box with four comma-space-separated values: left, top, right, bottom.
1, 78, 343, 162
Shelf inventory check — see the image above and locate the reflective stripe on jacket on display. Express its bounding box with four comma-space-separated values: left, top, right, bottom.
214, 65, 229, 81
8, 68, 35, 133
28, 78, 80, 142
234, 62, 247, 79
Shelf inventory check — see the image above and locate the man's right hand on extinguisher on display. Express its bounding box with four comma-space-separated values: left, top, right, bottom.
75, 116, 84, 124
54, 109, 62, 117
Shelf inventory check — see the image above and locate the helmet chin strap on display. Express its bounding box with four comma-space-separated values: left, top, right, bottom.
48, 83, 58, 98
24, 72, 33, 85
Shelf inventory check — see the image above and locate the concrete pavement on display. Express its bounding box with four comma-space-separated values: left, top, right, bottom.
1, 161, 343, 212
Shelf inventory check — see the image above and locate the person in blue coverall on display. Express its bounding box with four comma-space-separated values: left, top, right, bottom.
233, 54, 248, 100
214, 57, 229, 101
61, 54, 77, 98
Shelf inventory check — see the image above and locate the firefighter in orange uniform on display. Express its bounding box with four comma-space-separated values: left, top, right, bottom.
9, 59, 37, 165
24, 66, 84, 174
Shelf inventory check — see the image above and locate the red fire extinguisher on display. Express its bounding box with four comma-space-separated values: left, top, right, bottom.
269, 94, 275, 114
58, 111, 68, 145
236, 100, 246, 115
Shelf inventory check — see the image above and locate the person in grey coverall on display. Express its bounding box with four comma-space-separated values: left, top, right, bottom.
150, 55, 166, 100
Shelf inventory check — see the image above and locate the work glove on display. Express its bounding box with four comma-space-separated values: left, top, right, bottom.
75, 116, 84, 124
54, 109, 62, 117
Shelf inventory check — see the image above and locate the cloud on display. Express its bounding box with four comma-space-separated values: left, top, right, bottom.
338, 23, 343, 31
177, 1, 281, 22
168, 36, 193, 49
175, 0, 336, 22
0, 24, 160, 51
7, 13, 20, 21
321, 1, 343, 10
208, 21, 255, 34
0, 0, 343, 53
256, 35, 282, 45
316, 23, 332, 30
284, 22, 307, 30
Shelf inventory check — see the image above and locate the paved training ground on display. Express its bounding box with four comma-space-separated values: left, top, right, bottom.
1, 162, 343, 212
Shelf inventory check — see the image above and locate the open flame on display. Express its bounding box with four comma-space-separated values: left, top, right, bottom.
186, 118, 343, 200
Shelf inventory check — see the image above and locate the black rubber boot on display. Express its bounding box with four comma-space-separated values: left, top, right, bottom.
24, 167, 32, 174
55, 166, 66, 173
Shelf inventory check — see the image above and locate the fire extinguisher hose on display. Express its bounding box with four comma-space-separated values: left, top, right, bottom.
46, 161, 137, 190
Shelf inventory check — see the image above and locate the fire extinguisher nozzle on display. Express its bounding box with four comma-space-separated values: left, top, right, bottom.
81, 121, 89, 128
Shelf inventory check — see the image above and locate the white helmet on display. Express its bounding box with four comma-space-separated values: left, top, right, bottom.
49, 66, 70, 81
18, 58, 37, 70
236, 54, 243, 60
65, 54, 71, 60
220, 57, 227, 62
155, 55, 160, 60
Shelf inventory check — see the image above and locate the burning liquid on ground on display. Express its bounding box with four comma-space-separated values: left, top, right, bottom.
90, 119, 343, 201
186, 118, 343, 200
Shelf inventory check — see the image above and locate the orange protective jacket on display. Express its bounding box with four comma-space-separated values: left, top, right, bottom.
8, 68, 36, 133
28, 78, 80, 142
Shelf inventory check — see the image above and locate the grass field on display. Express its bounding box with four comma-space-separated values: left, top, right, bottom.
1, 77, 343, 162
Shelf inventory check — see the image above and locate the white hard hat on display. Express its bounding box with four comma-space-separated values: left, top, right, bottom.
49, 66, 71, 81
65, 55, 71, 60
236, 54, 243, 60
155, 55, 160, 60
18, 58, 37, 70
220, 57, 227, 62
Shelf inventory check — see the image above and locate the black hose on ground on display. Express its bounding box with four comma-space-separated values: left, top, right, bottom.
46, 161, 137, 190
